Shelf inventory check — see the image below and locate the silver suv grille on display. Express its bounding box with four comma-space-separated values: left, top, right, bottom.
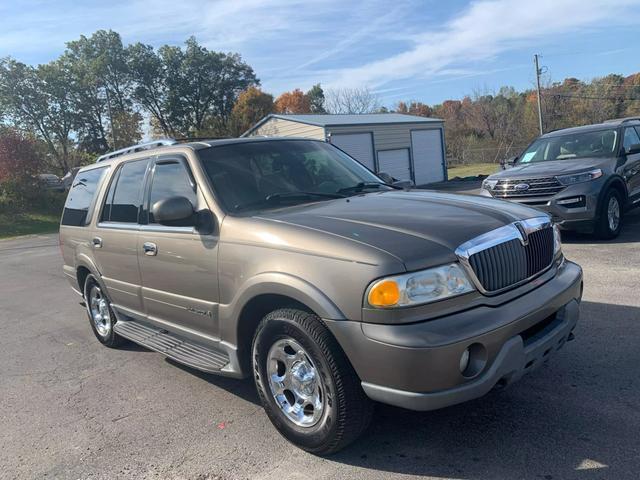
456, 217, 555, 294
490, 177, 565, 199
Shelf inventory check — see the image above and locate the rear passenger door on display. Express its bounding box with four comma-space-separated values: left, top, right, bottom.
622, 126, 640, 201
138, 155, 220, 338
93, 158, 150, 316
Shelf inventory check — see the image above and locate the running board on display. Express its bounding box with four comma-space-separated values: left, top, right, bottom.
113, 320, 230, 373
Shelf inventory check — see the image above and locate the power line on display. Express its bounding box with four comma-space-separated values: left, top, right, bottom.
550, 83, 640, 89
546, 93, 640, 101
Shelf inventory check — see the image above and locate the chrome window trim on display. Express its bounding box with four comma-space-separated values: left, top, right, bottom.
97, 222, 196, 234
97, 222, 140, 231
455, 216, 553, 296
139, 225, 196, 234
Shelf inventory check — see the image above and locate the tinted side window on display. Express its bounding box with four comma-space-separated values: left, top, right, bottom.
104, 159, 148, 223
61, 167, 109, 226
148, 161, 197, 225
623, 127, 640, 150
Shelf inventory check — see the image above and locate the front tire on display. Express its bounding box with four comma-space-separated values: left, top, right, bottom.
84, 274, 126, 348
252, 308, 373, 455
595, 189, 623, 239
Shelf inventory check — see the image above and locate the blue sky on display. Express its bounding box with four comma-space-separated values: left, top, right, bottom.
1, 0, 639, 107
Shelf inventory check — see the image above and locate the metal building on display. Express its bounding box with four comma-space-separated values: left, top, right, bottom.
242, 113, 447, 185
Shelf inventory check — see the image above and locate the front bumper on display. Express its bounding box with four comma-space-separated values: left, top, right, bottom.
325, 260, 583, 411
480, 183, 602, 230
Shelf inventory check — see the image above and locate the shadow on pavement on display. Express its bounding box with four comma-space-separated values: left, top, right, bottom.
561, 208, 640, 245
165, 358, 261, 407
160, 300, 640, 479
327, 300, 640, 478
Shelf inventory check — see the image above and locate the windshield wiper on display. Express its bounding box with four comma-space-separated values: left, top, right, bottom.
338, 181, 399, 195
234, 191, 345, 212
266, 191, 346, 201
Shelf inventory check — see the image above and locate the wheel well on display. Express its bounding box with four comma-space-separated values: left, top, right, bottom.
609, 179, 627, 201
236, 294, 313, 373
597, 179, 627, 216
76, 266, 91, 297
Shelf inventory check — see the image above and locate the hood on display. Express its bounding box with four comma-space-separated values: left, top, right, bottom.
256, 190, 544, 271
489, 157, 612, 179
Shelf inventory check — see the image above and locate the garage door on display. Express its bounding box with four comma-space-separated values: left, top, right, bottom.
377, 149, 411, 181
411, 129, 445, 185
330, 133, 375, 170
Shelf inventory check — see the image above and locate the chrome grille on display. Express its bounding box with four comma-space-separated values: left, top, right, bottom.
456, 218, 555, 294
490, 177, 565, 199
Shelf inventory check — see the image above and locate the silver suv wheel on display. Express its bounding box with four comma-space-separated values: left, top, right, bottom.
266, 338, 324, 427
87, 284, 112, 337
607, 195, 620, 232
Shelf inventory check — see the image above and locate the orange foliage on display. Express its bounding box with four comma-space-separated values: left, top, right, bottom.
274, 89, 311, 114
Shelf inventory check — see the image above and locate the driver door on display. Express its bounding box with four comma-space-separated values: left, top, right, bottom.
138, 155, 221, 339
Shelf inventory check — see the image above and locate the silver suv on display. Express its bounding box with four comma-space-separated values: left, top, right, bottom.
60, 137, 583, 454
481, 117, 640, 239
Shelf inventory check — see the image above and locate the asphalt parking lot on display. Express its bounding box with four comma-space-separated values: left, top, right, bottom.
1, 208, 639, 480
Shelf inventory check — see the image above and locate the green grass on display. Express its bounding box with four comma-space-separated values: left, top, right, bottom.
0, 212, 60, 239
447, 162, 500, 179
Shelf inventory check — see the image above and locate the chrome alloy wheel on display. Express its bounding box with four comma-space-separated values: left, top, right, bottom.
607, 196, 620, 232
88, 285, 112, 337
266, 338, 324, 427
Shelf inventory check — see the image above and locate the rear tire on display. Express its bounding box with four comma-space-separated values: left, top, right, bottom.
84, 274, 126, 348
595, 189, 623, 239
252, 308, 373, 455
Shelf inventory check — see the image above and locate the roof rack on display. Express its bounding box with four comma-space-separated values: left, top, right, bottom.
604, 116, 640, 124
96, 139, 178, 162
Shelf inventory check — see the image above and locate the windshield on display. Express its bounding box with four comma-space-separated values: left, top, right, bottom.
198, 140, 390, 212
519, 128, 618, 164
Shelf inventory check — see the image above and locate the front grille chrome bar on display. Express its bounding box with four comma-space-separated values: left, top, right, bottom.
455, 216, 554, 295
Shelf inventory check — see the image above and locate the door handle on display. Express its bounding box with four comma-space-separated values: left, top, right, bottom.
142, 242, 158, 256
92, 237, 102, 248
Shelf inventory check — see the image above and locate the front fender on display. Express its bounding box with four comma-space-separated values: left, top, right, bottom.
218, 272, 346, 345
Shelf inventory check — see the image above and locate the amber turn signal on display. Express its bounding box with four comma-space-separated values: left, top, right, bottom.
368, 280, 401, 307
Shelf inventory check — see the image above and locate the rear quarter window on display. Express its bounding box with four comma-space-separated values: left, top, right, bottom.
61, 166, 109, 227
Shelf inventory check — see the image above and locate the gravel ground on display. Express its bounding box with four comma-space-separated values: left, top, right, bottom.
1, 208, 639, 480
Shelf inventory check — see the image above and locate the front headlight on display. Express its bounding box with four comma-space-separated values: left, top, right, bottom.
367, 263, 475, 308
553, 223, 562, 258
482, 178, 498, 190
556, 168, 603, 185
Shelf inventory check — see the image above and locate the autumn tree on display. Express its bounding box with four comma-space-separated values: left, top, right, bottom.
274, 88, 311, 114
396, 101, 432, 117
229, 87, 274, 136
0, 129, 45, 208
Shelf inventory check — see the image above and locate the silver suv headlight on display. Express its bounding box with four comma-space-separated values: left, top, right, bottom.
553, 223, 562, 259
366, 263, 475, 308
482, 178, 498, 190
556, 168, 602, 185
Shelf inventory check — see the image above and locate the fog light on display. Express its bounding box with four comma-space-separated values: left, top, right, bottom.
460, 343, 488, 378
459, 348, 470, 373
556, 196, 586, 208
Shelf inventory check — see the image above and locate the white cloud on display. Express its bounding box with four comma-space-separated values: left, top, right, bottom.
322, 0, 640, 89
2, 0, 639, 100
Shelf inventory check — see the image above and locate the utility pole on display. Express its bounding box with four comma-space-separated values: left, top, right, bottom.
534, 54, 544, 135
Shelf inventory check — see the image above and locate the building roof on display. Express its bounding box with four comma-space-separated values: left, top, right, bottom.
242, 113, 443, 136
